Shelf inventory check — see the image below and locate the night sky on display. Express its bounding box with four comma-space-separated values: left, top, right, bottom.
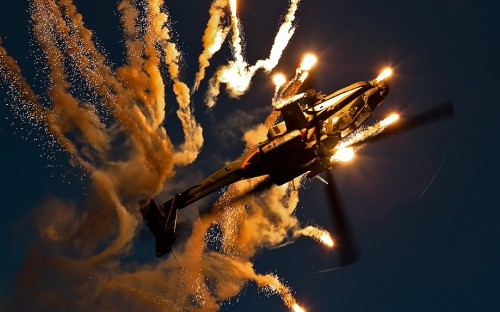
1, 0, 499, 311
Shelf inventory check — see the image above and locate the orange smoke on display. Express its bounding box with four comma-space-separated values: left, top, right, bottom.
0, 0, 205, 261
0, 0, 320, 311
194, 0, 230, 91
256, 273, 305, 312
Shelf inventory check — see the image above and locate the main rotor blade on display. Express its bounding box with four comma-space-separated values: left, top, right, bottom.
350, 102, 454, 148
324, 169, 359, 266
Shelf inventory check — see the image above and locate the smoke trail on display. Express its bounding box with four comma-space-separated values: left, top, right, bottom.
339, 114, 400, 149
143, 122, 326, 310
251, 0, 300, 72
133, 0, 204, 166
295, 226, 335, 247
205, 0, 301, 107
228, 0, 246, 68
16, 0, 176, 259
203, 0, 249, 108
1, 0, 198, 266
0, 0, 324, 311
150, 2, 204, 166
193, 0, 230, 91
0, 43, 46, 124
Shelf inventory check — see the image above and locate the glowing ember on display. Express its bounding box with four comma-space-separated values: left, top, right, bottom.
273, 73, 287, 88
293, 303, 306, 312
380, 113, 400, 127
300, 53, 317, 71
374, 67, 393, 84
331, 147, 355, 162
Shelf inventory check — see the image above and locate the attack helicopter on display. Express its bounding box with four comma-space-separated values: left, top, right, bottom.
140, 55, 454, 261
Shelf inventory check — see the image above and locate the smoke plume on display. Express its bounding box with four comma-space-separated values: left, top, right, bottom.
0, 1, 332, 311
204, 0, 301, 107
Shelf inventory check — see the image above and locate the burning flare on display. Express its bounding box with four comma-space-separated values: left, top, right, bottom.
256, 273, 306, 312
273, 73, 287, 102
331, 147, 356, 162
300, 53, 317, 71
0, 1, 324, 311
319, 232, 335, 247
293, 303, 306, 312
205, 0, 301, 107
374, 67, 393, 84
273, 73, 287, 88
296, 226, 335, 247
339, 111, 401, 149
380, 113, 400, 127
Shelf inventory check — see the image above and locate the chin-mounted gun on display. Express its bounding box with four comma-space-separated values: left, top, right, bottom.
139, 196, 181, 257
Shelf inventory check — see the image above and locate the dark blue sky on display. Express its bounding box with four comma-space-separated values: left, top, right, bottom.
1, 0, 499, 311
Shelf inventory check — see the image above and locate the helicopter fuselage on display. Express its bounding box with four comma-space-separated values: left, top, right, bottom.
139, 78, 390, 257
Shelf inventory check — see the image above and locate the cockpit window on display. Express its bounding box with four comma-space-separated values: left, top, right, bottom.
304, 86, 362, 114
354, 105, 371, 127
347, 96, 365, 119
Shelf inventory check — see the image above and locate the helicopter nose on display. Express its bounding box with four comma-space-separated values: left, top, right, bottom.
377, 80, 389, 95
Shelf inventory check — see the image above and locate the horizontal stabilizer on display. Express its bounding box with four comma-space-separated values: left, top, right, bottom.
139, 198, 178, 257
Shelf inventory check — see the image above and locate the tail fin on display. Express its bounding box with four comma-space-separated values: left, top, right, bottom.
139, 198, 178, 257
